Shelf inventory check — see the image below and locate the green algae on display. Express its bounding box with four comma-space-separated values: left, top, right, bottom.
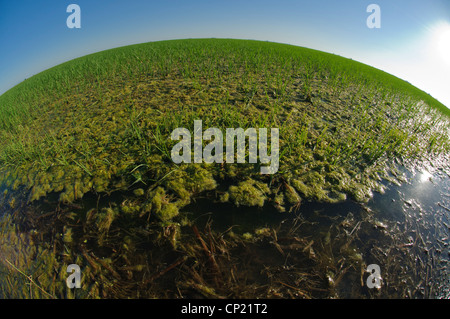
228, 179, 270, 208
0, 214, 84, 299
97, 207, 119, 234
0, 39, 448, 217
284, 183, 301, 205
0, 39, 449, 299
145, 186, 179, 222
133, 188, 145, 197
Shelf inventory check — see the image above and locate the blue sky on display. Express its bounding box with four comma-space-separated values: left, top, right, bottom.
1, 0, 450, 108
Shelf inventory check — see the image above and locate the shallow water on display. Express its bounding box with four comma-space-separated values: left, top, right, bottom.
182, 162, 450, 298
367, 165, 450, 298
0, 159, 448, 298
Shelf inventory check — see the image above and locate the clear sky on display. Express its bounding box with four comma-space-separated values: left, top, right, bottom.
1, 0, 450, 108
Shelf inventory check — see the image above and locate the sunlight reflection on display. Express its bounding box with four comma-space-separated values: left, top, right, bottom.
419, 170, 432, 183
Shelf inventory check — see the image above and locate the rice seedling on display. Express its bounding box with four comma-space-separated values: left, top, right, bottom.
0, 39, 449, 299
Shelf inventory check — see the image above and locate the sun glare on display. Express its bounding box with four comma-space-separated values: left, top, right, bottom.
419, 170, 432, 183
436, 22, 450, 66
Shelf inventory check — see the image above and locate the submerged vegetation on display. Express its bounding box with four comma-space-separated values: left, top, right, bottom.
0, 39, 449, 298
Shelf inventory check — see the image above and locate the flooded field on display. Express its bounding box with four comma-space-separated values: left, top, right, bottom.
0, 39, 449, 299
181, 159, 450, 299
365, 160, 450, 298
0, 159, 448, 299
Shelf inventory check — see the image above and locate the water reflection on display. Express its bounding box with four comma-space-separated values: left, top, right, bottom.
1, 160, 448, 298
368, 164, 450, 298
183, 163, 450, 298
419, 170, 433, 183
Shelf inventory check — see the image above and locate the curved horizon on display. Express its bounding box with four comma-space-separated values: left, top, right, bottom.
1, 1, 450, 108
2, 37, 448, 114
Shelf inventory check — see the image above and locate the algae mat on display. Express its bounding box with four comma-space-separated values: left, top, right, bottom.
0, 39, 449, 298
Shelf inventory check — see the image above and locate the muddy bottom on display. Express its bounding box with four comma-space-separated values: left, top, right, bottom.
0, 162, 449, 299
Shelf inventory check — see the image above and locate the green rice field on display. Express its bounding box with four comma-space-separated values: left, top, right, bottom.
0, 39, 449, 298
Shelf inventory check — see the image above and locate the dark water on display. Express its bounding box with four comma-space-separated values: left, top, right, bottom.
1, 160, 448, 298
182, 163, 450, 298
367, 166, 450, 298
